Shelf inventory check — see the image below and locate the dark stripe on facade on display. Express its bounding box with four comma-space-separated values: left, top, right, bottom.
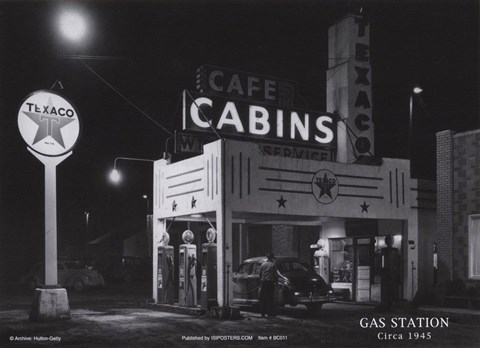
338, 184, 378, 189
211, 154, 214, 199
259, 166, 315, 175
258, 188, 312, 194
336, 174, 383, 181
395, 168, 399, 208
338, 194, 384, 199
239, 152, 243, 199
389, 171, 392, 204
231, 156, 234, 194
166, 188, 204, 199
168, 178, 202, 189
247, 157, 251, 195
402, 172, 405, 206
266, 178, 311, 185
166, 167, 203, 179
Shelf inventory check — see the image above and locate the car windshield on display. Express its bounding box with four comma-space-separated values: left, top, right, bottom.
277, 261, 315, 275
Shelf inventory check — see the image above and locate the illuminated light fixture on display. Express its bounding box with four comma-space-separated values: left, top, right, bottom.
108, 157, 155, 184
109, 169, 121, 183
160, 232, 170, 246
206, 227, 217, 243
182, 230, 194, 244
59, 10, 88, 42
413, 86, 423, 94
190, 214, 202, 218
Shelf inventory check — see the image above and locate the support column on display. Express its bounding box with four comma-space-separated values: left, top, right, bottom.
406, 215, 419, 301
216, 208, 225, 306
152, 159, 168, 303
152, 218, 166, 303
215, 139, 235, 308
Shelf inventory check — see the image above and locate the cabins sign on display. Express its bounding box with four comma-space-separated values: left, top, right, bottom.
183, 91, 336, 149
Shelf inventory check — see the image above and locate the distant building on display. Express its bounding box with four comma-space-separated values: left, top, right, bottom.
436, 129, 480, 297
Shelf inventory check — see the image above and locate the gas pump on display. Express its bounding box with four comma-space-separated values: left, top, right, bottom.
179, 230, 197, 307
201, 228, 218, 310
380, 235, 400, 310
312, 239, 330, 283
157, 232, 174, 304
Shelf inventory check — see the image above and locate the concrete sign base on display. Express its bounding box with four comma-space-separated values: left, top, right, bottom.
29, 288, 71, 321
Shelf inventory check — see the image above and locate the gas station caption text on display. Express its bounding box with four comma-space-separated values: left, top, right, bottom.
360, 316, 449, 341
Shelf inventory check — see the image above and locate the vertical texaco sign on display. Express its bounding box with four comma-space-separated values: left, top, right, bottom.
18, 90, 80, 156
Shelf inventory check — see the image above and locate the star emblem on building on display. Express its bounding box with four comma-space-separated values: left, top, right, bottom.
191, 196, 197, 209
360, 201, 370, 213
22, 97, 75, 148
314, 173, 336, 199
311, 170, 339, 204
277, 195, 287, 208
172, 200, 177, 212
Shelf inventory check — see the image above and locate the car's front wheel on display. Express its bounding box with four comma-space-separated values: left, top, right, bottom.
306, 303, 322, 314
73, 278, 85, 292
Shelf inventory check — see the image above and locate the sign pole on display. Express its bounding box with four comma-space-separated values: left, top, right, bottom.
45, 160, 58, 286
29, 148, 72, 286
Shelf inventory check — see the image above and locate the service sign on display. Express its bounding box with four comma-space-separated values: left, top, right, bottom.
183, 91, 337, 149
18, 90, 81, 156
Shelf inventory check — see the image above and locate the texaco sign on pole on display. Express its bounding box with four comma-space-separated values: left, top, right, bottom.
18, 90, 81, 286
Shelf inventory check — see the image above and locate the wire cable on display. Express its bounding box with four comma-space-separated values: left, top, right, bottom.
79, 59, 173, 136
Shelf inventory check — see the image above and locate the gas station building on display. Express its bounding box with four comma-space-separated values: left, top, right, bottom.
151, 14, 436, 309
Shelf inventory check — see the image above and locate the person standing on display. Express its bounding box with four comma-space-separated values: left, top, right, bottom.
259, 253, 277, 317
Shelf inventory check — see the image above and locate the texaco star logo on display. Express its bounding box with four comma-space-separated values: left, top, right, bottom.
18, 90, 80, 156
311, 169, 339, 204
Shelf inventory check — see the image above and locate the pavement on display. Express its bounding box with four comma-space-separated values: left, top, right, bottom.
417, 306, 480, 323
1, 283, 480, 347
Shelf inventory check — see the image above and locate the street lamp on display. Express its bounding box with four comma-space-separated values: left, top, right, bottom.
84, 211, 89, 233
409, 86, 423, 176
142, 194, 152, 257
84, 211, 89, 257
142, 194, 150, 215
108, 157, 156, 184
58, 9, 88, 43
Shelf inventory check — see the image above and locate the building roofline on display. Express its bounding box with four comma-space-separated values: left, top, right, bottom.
452, 128, 480, 138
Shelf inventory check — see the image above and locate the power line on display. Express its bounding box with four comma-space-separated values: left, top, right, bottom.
79, 59, 173, 136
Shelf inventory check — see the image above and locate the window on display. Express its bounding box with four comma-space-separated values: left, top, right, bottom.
237, 263, 251, 275
252, 262, 262, 275
469, 215, 480, 280
278, 261, 312, 275
330, 238, 353, 283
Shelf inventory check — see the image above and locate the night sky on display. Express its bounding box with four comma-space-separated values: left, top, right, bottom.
0, 0, 478, 281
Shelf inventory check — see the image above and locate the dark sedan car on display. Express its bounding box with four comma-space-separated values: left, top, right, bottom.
21, 260, 105, 291
233, 256, 335, 313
